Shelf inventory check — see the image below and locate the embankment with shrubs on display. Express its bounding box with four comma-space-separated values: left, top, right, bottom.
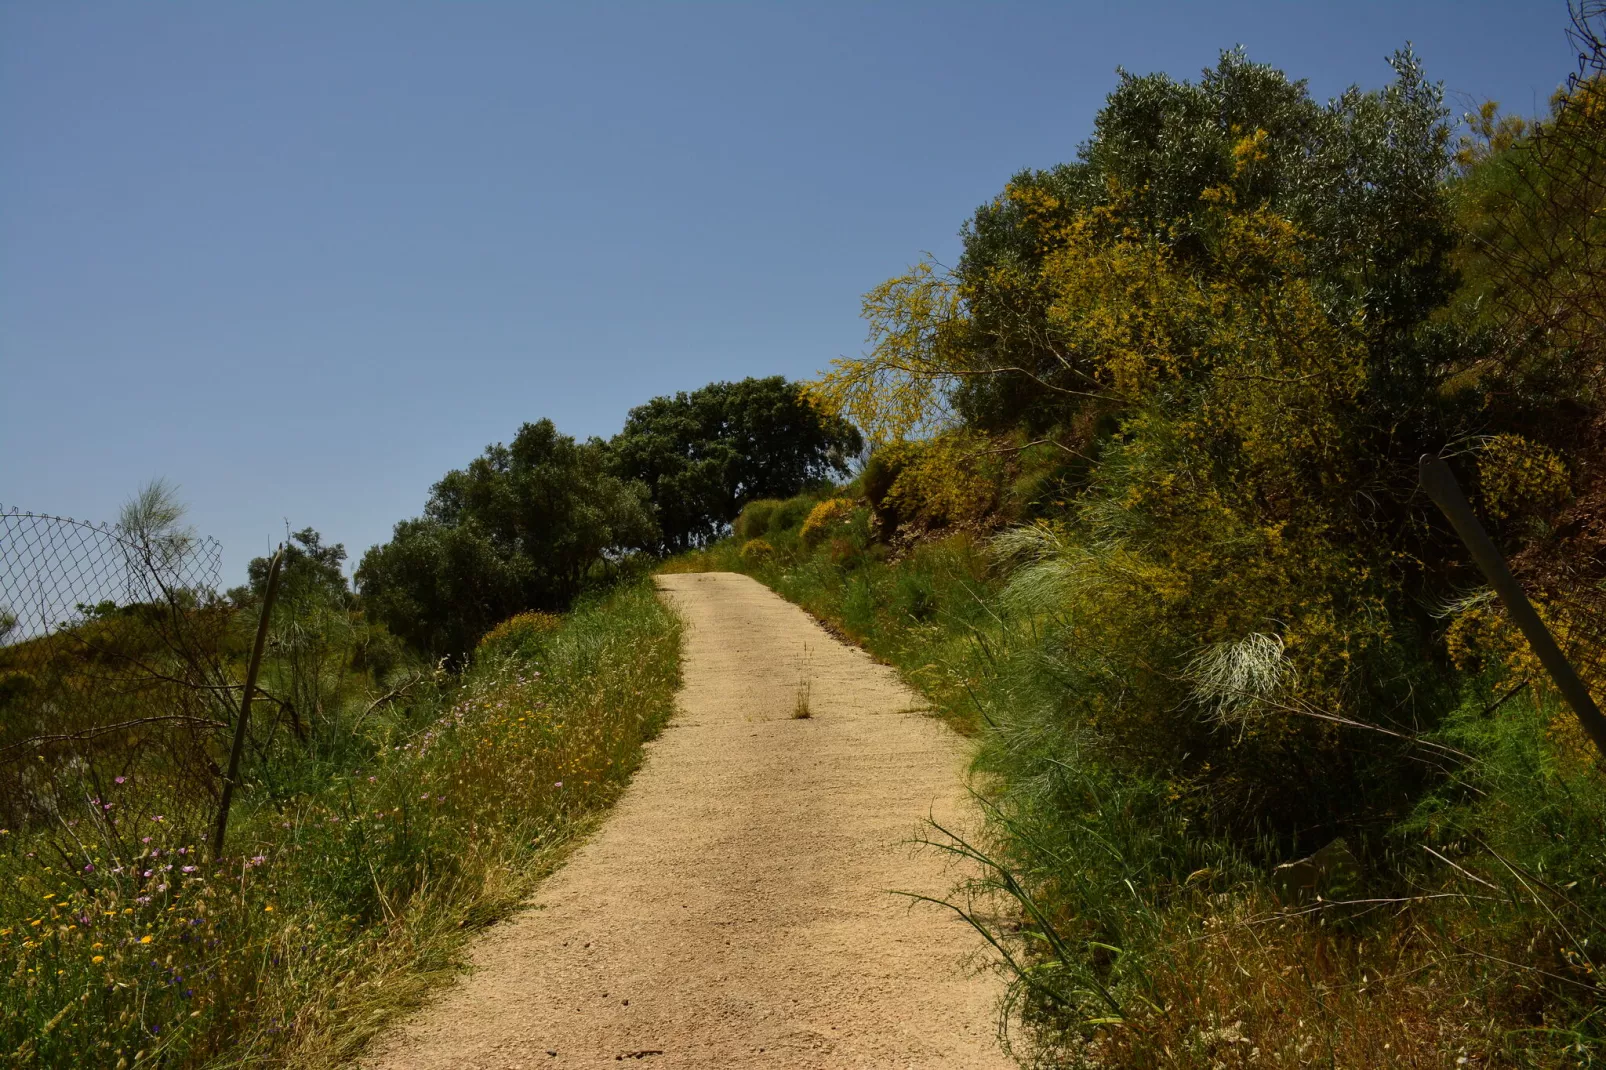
687, 464, 1606, 1065
0, 579, 679, 1068
674, 22, 1606, 1063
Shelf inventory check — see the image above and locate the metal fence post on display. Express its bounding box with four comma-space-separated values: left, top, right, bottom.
1419, 455, 1606, 760
212, 545, 284, 857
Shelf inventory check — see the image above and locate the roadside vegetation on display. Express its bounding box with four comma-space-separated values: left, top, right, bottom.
0, 543, 678, 1067
2, 369, 851, 1066
680, 11, 1606, 1066
7, 8, 1606, 1067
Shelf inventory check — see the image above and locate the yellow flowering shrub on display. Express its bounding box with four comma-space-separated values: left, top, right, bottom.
882, 429, 1003, 532
739, 538, 777, 565
1477, 433, 1571, 521
1446, 591, 1606, 777
476, 611, 563, 657
800, 498, 856, 548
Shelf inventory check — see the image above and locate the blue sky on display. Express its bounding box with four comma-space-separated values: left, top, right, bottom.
0, 1, 1578, 583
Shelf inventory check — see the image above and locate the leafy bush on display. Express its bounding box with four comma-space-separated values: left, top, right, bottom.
607, 377, 862, 552
476, 610, 563, 659
738, 538, 777, 566
880, 430, 1004, 534
358, 419, 657, 657
733, 498, 781, 541
799, 498, 856, 548
769, 496, 816, 535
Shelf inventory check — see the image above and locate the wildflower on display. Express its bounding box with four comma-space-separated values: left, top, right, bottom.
554, 781, 563, 788
264, 905, 274, 912
152, 815, 164, 823
249, 855, 266, 867
140, 935, 152, 944
114, 776, 126, 784
181, 866, 196, 874
142, 870, 153, 878
368, 776, 376, 783
92, 955, 104, 964
141, 837, 151, 844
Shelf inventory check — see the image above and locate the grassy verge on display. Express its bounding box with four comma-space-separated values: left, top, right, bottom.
0, 578, 680, 1068
679, 496, 1606, 1067
663, 514, 999, 736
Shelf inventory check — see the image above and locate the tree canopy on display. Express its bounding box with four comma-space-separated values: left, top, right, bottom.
608, 376, 862, 552
245, 527, 349, 604
356, 419, 656, 656
818, 48, 1457, 445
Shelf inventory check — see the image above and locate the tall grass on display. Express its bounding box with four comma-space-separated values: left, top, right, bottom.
0, 579, 680, 1068
694, 491, 1606, 1066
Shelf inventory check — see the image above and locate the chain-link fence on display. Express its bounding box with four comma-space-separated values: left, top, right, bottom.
0, 505, 236, 832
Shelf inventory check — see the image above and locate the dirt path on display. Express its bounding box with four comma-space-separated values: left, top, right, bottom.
364, 571, 1008, 1069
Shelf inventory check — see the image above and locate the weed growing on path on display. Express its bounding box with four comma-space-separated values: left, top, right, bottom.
793, 645, 813, 719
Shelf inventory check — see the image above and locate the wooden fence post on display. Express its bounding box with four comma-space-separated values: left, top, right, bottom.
1419, 455, 1606, 760
212, 545, 283, 857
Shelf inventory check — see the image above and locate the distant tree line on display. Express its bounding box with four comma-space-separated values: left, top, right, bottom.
350, 376, 859, 657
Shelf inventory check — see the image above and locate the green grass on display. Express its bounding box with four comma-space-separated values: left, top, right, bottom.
681, 492, 1606, 1068
0, 578, 680, 1068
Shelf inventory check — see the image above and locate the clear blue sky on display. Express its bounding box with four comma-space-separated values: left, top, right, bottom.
0, 1, 1579, 584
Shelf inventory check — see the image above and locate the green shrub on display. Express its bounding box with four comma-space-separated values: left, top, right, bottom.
734, 499, 781, 541
357, 420, 658, 657
883, 430, 1003, 532
476, 610, 563, 659
860, 446, 911, 533
891, 569, 939, 622
739, 538, 777, 566
764, 496, 810, 535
